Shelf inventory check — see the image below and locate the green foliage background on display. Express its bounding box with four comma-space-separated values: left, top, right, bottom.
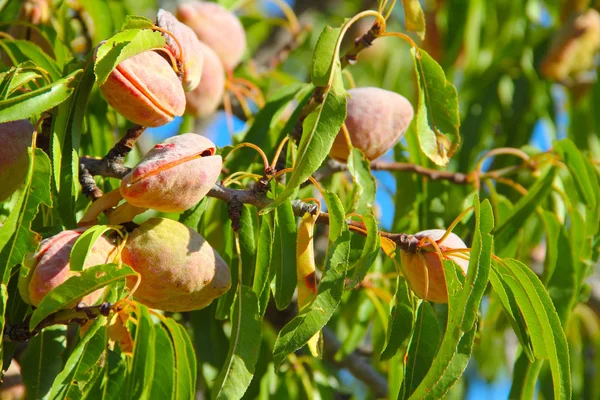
0, 0, 599, 399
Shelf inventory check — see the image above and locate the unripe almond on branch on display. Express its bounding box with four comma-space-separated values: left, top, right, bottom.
98, 50, 186, 127
20, 229, 118, 307
176, 1, 247, 70
184, 41, 226, 118
122, 218, 231, 312
0, 120, 33, 202
400, 229, 469, 304
120, 133, 222, 212
156, 9, 204, 91
330, 87, 414, 162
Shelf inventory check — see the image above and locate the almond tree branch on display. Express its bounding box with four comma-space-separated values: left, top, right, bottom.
3, 302, 112, 342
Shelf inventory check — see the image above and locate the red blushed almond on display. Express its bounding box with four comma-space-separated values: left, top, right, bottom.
157, 9, 204, 91
26, 229, 118, 307
184, 41, 225, 118
176, 1, 246, 70
330, 87, 414, 162
120, 133, 222, 212
99, 51, 185, 127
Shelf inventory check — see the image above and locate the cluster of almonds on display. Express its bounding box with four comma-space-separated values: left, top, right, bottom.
17, 133, 230, 312
98, 2, 246, 126
1, 2, 468, 312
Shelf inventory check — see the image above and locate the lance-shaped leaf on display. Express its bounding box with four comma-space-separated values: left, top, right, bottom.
148, 324, 175, 399
272, 225, 351, 368
52, 58, 95, 226
494, 167, 556, 257
380, 277, 414, 361
94, 29, 166, 85
411, 47, 460, 166
21, 326, 67, 400
29, 264, 137, 330
70, 225, 118, 272
212, 286, 262, 400
163, 318, 197, 400
271, 200, 297, 310
253, 214, 274, 316
400, 301, 441, 399
0, 39, 62, 80
408, 196, 493, 398
261, 26, 348, 214
347, 148, 376, 215
348, 212, 380, 288
125, 304, 156, 400
0, 70, 82, 123
492, 258, 571, 400
48, 316, 107, 399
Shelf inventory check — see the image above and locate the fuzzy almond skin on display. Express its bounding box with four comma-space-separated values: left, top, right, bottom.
185, 42, 225, 118
122, 218, 231, 312
176, 1, 246, 70
157, 9, 204, 91
330, 87, 414, 162
120, 133, 222, 212
0, 120, 33, 202
27, 229, 117, 307
400, 230, 468, 304
99, 51, 186, 127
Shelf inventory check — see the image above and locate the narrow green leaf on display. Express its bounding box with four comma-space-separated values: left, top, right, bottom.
411, 47, 460, 166
0, 39, 62, 79
380, 277, 414, 361
21, 326, 67, 399
29, 264, 137, 330
488, 269, 535, 361
126, 304, 156, 400
52, 58, 95, 224
347, 148, 376, 215
0, 148, 52, 281
148, 324, 175, 400
311, 25, 342, 86
457, 198, 494, 331
348, 212, 380, 288
494, 167, 556, 256
262, 69, 347, 214
555, 139, 597, 207
70, 226, 116, 272
121, 15, 154, 30
494, 258, 571, 399
322, 190, 345, 245
212, 286, 262, 400
48, 316, 107, 399
253, 214, 274, 316
400, 301, 441, 399
272, 200, 297, 310
509, 352, 544, 399
402, 0, 426, 40
0, 70, 82, 123
272, 226, 350, 368
94, 29, 166, 85
163, 318, 196, 400
408, 196, 493, 398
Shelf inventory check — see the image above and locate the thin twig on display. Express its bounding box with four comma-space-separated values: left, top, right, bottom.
3, 302, 112, 342
78, 125, 145, 200
312, 158, 471, 184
